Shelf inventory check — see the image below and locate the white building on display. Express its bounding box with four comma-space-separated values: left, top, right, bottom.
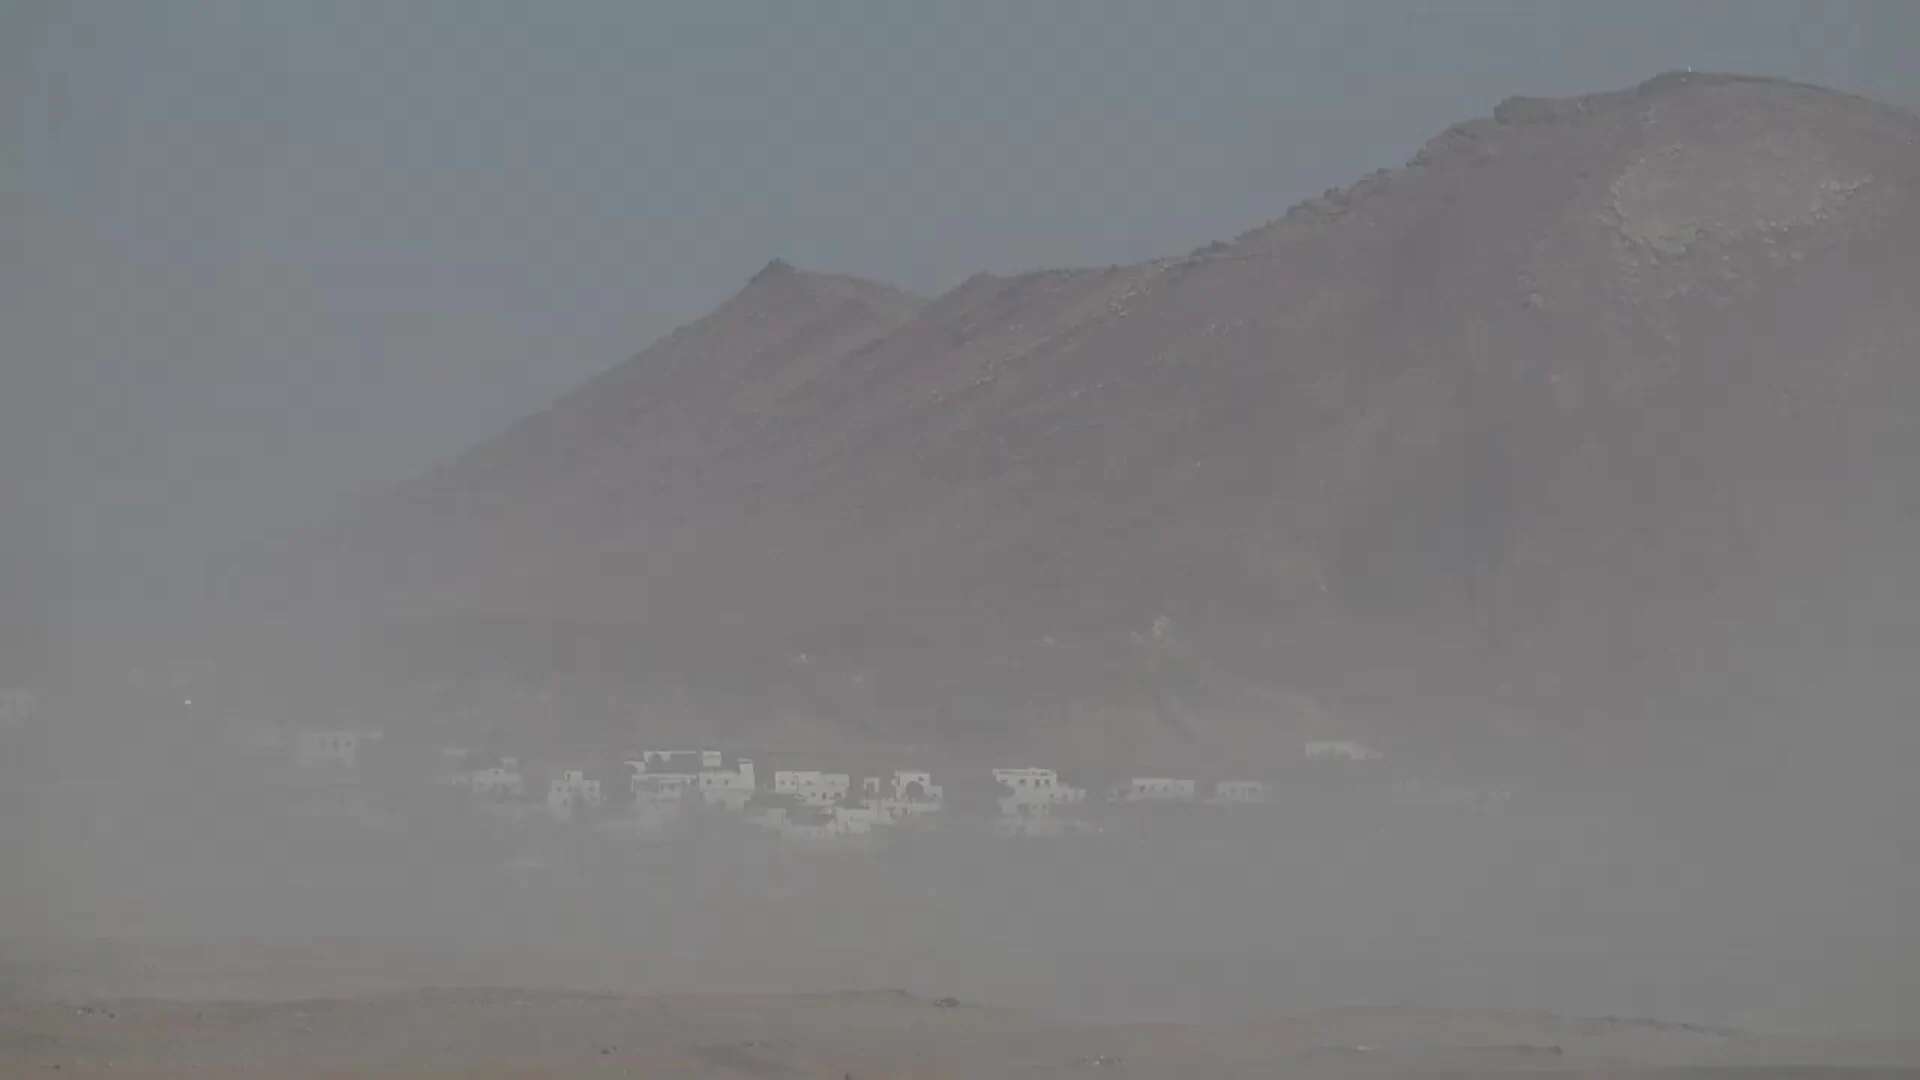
859, 770, 942, 803
994, 766, 1088, 824
295, 728, 379, 770
1212, 779, 1271, 804
547, 768, 604, 820
637, 749, 702, 772
993, 767, 1076, 797
852, 769, 945, 826
994, 767, 1085, 811
629, 754, 700, 809
890, 770, 942, 804
633, 771, 695, 804
1305, 739, 1382, 762
699, 756, 756, 810
775, 769, 851, 807
1115, 777, 1197, 803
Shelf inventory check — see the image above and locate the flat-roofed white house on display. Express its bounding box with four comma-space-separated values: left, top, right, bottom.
775, 769, 850, 807
629, 759, 697, 807
547, 767, 604, 820
699, 756, 756, 810
890, 770, 941, 804
994, 766, 1087, 822
1115, 777, 1197, 803
855, 768, 945, 825
636, 749, 703, 772
1212, 779, 1271, 804
992, 767, 1077, 796
636, 772, 696, 802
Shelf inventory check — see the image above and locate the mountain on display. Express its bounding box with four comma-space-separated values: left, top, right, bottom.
283, 74, 1920, 772
347, 259, 925, 608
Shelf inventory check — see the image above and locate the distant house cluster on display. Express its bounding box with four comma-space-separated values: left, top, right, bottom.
294, 726, 1407, 847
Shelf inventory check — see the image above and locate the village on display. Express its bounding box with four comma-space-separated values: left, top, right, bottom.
3, 656, 1511, 863
271, 721, 1480, 851
0, 657, 1513, 860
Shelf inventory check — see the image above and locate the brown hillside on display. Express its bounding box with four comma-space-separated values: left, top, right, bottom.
305, 73, 1920, 772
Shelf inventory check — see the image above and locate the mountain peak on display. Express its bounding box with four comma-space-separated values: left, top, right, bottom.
726, 259, 924, 321
751, 257, 797, 284
1485, 70, 1860, 129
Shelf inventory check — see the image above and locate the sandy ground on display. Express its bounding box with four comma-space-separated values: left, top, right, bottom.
6, 736, 1917, 1076
5, 939, 1919, 1078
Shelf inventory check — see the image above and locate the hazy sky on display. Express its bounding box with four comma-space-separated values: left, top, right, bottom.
6, 0, 1919, 641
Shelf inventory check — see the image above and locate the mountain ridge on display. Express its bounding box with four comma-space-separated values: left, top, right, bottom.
264, 72, 1920, 774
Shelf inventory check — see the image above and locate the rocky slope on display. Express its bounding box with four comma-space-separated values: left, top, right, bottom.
292, 73, 1920, 771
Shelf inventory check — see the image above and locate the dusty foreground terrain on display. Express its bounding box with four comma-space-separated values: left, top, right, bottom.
4, 940, 1917, 1079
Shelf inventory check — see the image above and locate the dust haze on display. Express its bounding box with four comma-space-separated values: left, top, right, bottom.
5, 3, 1920, 1076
